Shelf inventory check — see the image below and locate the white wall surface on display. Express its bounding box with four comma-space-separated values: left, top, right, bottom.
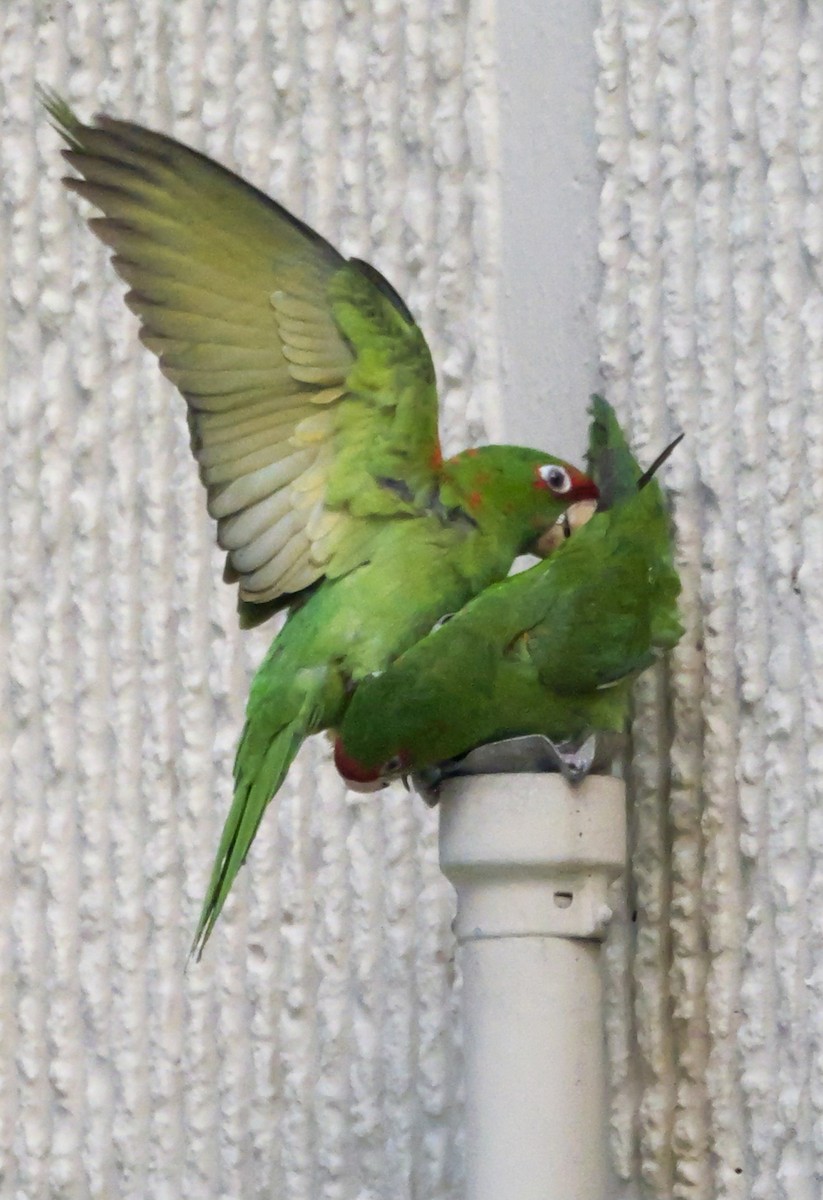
2, 1, 822, 1198
599, 2, 823, 1197
2, 2, 498, 1197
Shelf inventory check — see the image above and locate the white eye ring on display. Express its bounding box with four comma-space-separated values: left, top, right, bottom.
383, 755, 405, 775
539, 464, 572, 494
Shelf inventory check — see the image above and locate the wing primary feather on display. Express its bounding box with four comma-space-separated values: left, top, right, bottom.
241, 534, 308, 595
228, 510, 300, 573
217, 489, 295, 550
208, 449, 315, 517
86, 115, 348, 277
200, 402, 316, 439
45, 96, 443, 613
198, 425, 305, 469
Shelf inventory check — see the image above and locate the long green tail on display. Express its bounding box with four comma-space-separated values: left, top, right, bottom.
191, 716, 306, 959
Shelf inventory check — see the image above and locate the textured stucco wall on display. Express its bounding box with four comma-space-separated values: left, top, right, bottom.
3, 1, 823, 1198
2, 2, 498, 1197
598, 2, 823, 1197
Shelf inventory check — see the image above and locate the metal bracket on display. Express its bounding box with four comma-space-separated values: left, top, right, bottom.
412, 732, 615, 805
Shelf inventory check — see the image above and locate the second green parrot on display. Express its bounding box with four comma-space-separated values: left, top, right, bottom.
333, 397, 683, 790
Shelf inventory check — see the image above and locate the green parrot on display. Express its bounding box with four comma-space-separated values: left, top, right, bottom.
42, 92, 598, 953
333, 396, 683, 790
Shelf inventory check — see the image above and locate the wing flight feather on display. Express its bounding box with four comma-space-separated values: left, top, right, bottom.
43, 94, 442, 614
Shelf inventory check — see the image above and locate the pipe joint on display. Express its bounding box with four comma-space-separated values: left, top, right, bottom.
438, 773, 626, 942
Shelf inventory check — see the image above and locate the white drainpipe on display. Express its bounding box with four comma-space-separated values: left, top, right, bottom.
437, 772, 626, 1200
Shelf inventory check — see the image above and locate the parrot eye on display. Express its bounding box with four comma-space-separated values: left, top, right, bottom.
538, 464, 572, 494
383, 754, 406, 775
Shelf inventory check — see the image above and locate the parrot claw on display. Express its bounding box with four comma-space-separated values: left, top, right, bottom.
545, 734, 598, 783
410, 766, 444, 806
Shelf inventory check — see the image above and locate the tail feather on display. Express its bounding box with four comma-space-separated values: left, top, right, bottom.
191, 718, 304, 959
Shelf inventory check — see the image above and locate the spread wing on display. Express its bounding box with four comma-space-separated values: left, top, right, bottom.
43, 93, 441, 619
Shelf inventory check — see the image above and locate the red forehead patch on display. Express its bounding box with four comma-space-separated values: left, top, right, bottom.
333, 738, 382, 785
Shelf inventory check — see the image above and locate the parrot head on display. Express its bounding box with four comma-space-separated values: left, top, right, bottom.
333, 737, 409, 792
443, 445, 599, 556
